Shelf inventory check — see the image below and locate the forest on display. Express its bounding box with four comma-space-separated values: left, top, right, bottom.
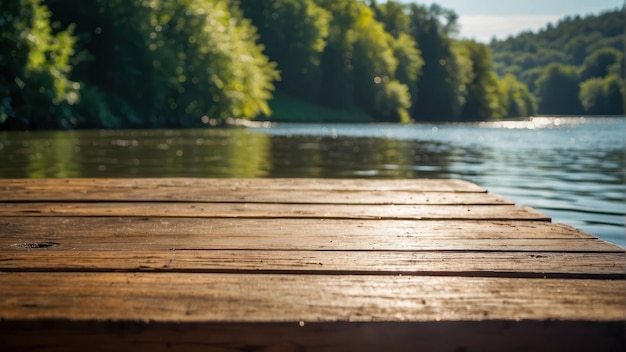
490, 8, 624, 116
0, 0, 623, 130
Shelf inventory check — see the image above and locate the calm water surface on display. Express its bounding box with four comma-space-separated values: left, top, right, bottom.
1, 117, 624, 247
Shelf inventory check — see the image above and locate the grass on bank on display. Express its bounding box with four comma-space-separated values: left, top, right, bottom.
263, 90, 374, 123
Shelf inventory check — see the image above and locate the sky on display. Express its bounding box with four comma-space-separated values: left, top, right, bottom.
391, 0, 624, 42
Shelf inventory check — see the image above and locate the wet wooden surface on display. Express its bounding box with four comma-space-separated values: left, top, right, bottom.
0, 178, 624, 351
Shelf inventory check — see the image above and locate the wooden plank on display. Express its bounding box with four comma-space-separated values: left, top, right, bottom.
0, 189, 512, 205
0, 177, 487, 192
2, 218, 618, 252
2, 217, 618, 252
0, 217, 596, 241
0, 202, 550, 220
1, 250, 624, 279
5, 238, 616, 252
1, 273, 624, 322
2, 320, 624, 352
0, 177, 623, 351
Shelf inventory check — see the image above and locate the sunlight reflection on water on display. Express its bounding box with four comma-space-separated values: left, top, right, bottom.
477, 116, 585, 129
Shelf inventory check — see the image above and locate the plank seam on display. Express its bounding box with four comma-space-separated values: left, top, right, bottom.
0, 267, 623, 280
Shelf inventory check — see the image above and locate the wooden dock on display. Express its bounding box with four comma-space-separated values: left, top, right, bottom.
0, 178, 624, 351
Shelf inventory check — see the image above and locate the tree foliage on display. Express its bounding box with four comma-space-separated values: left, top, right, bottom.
3, 0, 279, 129
370, 1, 423, 110
498, 74, 537, 118
244, 0, 415, 122
351, 4, 407, 121
238, 0, 329, 98
491, 9, 623, 67
408, 3, 463, 120
579, 74, 624, 115
456, 40, 502, 121
3, 0, 618, 130
579, 47, 623, 81
491, 7, 624, 115
0, 0, 78, 129
152, 0, 279, 125
535, 63, 583, 115
391, 33, 423, 109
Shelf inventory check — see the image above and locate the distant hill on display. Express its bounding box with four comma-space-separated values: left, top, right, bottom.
489, 8, 624, 115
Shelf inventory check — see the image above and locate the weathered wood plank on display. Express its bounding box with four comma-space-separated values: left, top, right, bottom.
0, 177, 487, 193
0, 189, 512, 205
1, 250, 624, 279
0, 218, 587, 241
2, 218, 618, 252
0, 202, 550, 220
2, 217, 618, 252
5, 238, 616, 252
0, 177, 623, 352
1, 273, 624, 322
2, 320, 624, 352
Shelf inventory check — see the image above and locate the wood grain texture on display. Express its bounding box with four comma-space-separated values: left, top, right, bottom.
0, 202, 550, 220
0, 188, 512, 204
0, 217, 598, 239
0, 178, 504, 204
0, 177, 487, 192
0, 218, 618, 252
1, 272, 624, 322
1, 250, 624, 279
0, 217, 593, 241
0, 177, 623, 351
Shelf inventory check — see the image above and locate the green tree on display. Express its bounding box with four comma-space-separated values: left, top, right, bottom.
392, 33, 423, 109
579, 74, 625, 115
154, 0, 279, 125
309, 0, 412, 122
534, 48, 568, 67
313, 0, 360, 109
351, 4, 410, 121
409, 4, 462, 120
47, 0, 170, 127
46, 0, 278, 128
0, 0, 78, 129
238, 0, 330, 99
563, 34, 600, 65
579, 77, 605, 114
456, 40, 502, 121
535, 63, 583, 114
519, 67, 545, 93
379, 80, 411, 123
579, 47, 623, 81
490, 8, 623, 117
371, 1, 424, 110
370, 0, 410, 38
498, 74, 537, 117
602, 75, 624, 115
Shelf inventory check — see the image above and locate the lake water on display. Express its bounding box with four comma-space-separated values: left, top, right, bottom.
0, 116, 624, 247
